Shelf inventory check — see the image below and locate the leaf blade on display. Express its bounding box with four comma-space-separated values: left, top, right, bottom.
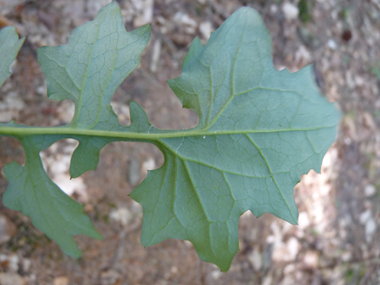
131, 7, 341, 271
0, 26, 24, 87
37, 2, 150, 129
3, 137, 102, 258
1, 2, 152, 257
0, 3, 341, 271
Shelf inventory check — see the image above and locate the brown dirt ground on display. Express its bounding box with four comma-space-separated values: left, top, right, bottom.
0, 0, 380, 284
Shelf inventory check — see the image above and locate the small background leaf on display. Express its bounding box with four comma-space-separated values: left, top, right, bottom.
0, 26, 24, 87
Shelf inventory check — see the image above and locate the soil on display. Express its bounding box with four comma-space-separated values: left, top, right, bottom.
0, 0, 379, 284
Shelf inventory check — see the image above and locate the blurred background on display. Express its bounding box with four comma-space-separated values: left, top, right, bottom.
0, 0, 379, 284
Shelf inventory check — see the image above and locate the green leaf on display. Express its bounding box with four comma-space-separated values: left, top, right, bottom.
37, 3, 150, 130
37, 1, 150, 178
0, 26, 25, 87
0, 3, 340, 270
130, 7, 340, 271
3, 136, 102, 258
1, 2, 151, 258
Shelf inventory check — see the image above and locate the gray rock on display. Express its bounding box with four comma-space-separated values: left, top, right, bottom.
282, 2, 299, 20
365, 184, 376, 197
128, 158, 141, 187
365, 218, 376, 243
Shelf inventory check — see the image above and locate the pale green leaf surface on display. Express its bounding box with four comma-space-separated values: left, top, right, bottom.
0, 26, 24, 87
38, 2, 150, 130
0, 3, 341, 271
37, 1, 150, 178
70, 101, 153, 178
130, 7, 341, 271
2, 2, 151, 257
3, 136, 102, 258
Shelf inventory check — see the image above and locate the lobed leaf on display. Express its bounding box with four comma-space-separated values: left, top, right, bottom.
130, 7, 340, 270
1, 2, 151, 257
0, 3, 340, 270
3, 136, 102, 258
38, 3, 150, 130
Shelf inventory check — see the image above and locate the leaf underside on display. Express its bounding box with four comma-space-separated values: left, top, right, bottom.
0, 26, 24, 86
0, 3, 340, 270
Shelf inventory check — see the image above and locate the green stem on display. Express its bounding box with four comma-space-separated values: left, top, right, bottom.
0, 125, 336, 140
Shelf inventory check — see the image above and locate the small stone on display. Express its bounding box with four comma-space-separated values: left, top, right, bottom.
53, 276, 69, 285
50, 154, 70, 175
173, 12, 197, 27
298, 212, 310, 229
211, 269, 221, 279
365, 184, 376, 197
57, 100, 75, 124
156, 16, 166, 25
365, 218, 376, 243
327, 39, 337, 50
142, 157, 156, 172
52, 174, 88, 200
359, 210, 371, 224
133, 0, 154, 27
248, 248, 262, 271
341, 251, 351, 262
303, 250, 319, 268
295, 45, 312, 63
36, 85, 46, 95
286, 237, 299, 260
282, 2, 299, 20
150, 39, 161, 73
128, 158, 141, 187
22, 259, 31, 273
109, 207, 132, 226
270, 4, 278, 14
0, 214, 17, 244
111, 102, 130, 126
355, 76, 365, 86
199, 21, 213, 40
